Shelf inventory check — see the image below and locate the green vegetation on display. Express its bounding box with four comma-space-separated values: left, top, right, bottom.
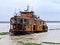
0, 32, 10, 35
42, 42, 60, 44
17, 41, 41, 45
23, 43, 41, 45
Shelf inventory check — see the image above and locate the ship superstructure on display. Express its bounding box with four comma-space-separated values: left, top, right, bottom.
10, 7, 48, 35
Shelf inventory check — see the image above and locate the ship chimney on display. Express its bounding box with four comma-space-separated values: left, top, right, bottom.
25, 5, 29, 12
14, 8, 17, 16
27, 5, 29, 11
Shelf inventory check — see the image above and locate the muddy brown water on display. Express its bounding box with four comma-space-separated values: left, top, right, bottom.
0, 30, 60, 45
0, 23, 60, 45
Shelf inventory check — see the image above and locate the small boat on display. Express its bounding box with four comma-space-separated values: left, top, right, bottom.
9, 7, 48, 35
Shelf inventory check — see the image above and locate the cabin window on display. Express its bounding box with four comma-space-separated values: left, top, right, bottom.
23, 19, 29, 24
19, 19, 29, 24
19, 19, 23, 24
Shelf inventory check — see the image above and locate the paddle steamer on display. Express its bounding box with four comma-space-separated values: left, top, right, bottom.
9, 6, 48, 35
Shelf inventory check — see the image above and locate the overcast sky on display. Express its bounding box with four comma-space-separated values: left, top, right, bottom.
0, 0, 60, 21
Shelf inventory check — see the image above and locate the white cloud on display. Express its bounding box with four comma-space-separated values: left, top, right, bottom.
0, 0, 60, 21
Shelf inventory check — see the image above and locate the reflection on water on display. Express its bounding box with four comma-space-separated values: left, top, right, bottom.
0, 23, 60, 45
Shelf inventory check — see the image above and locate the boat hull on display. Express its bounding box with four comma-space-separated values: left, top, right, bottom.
9, 29, 48, 35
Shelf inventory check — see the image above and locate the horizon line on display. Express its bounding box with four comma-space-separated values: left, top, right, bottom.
0, 21, 60, 23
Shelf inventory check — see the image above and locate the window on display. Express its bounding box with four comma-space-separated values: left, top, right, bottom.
19, 19, 23, 24
24, 19, 29, 24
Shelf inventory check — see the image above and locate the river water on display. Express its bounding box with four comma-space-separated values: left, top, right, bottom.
0, 23, 60, 45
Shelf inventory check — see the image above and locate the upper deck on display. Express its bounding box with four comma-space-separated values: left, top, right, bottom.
20, 11, 34, 18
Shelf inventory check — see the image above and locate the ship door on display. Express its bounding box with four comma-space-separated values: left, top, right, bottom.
33, 25, 35, 30
20, 24, 22, 30
17, 24, 22, 30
